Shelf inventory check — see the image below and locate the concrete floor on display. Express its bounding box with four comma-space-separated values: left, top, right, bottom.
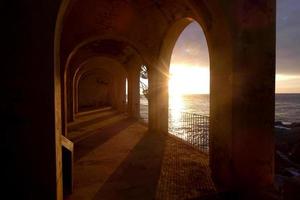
66, 110, 216, 200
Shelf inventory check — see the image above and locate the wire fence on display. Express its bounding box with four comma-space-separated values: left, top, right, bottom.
168, 111, 209, 154
139, 106, 209, 154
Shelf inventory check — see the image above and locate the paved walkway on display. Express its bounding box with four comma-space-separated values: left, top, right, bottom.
156, 135, 216, 200
66, 112, 216, 200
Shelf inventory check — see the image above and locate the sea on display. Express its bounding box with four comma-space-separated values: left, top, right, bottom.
140, 94, 300, 123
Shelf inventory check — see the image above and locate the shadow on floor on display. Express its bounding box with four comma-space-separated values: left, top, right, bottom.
69, 117, 217, 200
92, 131, 167, 200
75, 118, 137, 161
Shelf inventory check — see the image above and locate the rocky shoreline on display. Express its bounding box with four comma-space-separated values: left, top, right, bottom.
274, 121, 300, 199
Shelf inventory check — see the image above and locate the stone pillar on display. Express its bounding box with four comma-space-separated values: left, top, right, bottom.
209, 0, 276, 192
67, 68, 75, 122
61, 85, 67, 136
148, 63, 168, 133
111, 75, 126, 113
119, 76, 127, 112
231, 0, 276, 189
127, 66, 140, 118
148, 66, 156, 130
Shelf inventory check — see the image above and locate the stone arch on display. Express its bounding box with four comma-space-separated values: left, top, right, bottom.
54, 0, 276, 195
150, 16, 213, 133
153, 12, 235, 188
71, 56, 128, 119
56, 0, 234, 194
164, 19, 211, 133
63, 38, 148, 123
54, 0, 73, 198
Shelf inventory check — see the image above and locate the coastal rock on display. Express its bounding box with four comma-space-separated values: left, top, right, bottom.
275, 151, 300, 173
275, 175, 300, 200
275, 121, 285, 127
290, 143, 300, 164
291, 122, 300, 128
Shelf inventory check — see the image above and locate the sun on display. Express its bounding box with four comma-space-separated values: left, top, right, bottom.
168, 64, 209, 96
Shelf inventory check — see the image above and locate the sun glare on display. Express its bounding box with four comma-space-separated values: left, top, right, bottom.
168, 64, 209, 95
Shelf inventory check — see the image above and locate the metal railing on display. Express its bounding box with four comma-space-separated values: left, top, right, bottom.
138, 105, 210, 153
169, 111, 209, 154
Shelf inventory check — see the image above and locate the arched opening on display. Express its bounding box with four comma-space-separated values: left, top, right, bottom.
67, 57, 128, 121
139, 65, 149, 122
168, 21, 210, 154
5, 0, 280, 198
53, 1, 276, 198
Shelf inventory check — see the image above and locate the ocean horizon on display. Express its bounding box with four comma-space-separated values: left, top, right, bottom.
140, 93, 300, 123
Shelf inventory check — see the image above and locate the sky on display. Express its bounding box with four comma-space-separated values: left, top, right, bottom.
169, 21, 209, 94
169, 0, 300, 94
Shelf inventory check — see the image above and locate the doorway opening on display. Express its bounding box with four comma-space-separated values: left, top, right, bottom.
168, 21, 210, 153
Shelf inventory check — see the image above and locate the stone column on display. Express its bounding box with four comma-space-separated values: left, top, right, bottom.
148, 66, 157, 130
209, 0, 276, 192
112, 74, 126, 113
127, 66, 140, 118
148, 63, 169, 133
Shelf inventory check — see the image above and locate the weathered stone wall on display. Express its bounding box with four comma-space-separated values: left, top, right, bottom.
78, 71, 112, 112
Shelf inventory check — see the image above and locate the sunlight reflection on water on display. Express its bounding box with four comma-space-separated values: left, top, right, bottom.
169, 94, 184, 124
139, 94, 210, 122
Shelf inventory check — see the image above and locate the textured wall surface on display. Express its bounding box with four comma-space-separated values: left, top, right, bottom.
78, 73, 111, 111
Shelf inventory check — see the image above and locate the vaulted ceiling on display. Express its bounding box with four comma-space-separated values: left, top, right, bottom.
60, 0, 218, 72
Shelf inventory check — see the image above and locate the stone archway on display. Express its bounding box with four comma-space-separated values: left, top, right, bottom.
63, 38, 146, 125
167, 20, 210, 154
69, 56, 128, 121
55, 0, 276, 197
5, 0, 276, 199
154, 17, 211, 133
